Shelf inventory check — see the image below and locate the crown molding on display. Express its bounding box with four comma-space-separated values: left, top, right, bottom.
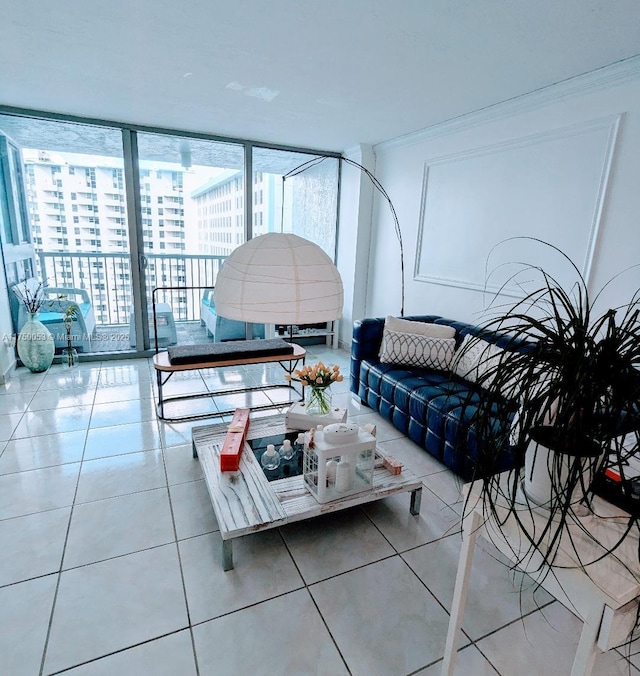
375, 55, 640, 152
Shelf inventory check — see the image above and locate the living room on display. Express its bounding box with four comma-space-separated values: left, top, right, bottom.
2, 2, 640, 674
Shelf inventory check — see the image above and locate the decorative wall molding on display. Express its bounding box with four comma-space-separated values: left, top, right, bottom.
375, 55, 639, 153
413, 115, 621, 296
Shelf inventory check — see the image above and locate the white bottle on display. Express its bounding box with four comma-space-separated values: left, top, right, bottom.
335, 456, 351, 492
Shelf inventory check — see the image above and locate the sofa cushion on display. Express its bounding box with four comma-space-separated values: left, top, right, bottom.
453, 334, 506, 387
380, 329, 456, 371
167, 338, 292, 365
385, 315, 456, 339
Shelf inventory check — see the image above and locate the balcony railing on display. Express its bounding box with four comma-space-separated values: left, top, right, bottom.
37, 251, 226, 327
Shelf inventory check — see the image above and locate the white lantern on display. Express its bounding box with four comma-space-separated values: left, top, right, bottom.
303, 423, 376, 503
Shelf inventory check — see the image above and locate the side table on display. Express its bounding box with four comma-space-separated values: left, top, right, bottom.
442, 473, 640, 676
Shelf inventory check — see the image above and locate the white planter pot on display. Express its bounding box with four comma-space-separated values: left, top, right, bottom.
523, 427, 602, 510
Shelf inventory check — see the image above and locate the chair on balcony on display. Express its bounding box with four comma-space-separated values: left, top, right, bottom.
200, 288, 265, 342
128, 303, 178, 348
16, 285, 96, 353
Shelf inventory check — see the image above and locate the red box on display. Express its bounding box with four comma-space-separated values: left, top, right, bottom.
220, 408, 250, 471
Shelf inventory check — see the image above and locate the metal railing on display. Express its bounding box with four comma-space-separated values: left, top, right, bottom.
37, 251, 226, 326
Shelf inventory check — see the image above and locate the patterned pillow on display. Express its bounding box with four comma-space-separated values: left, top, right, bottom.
379, 329, 456, 371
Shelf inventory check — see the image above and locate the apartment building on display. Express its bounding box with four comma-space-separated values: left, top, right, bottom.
192, 169, 281, 256
23, 150, 188, 325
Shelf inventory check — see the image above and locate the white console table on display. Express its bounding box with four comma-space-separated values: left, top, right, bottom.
442, 474, 640, 676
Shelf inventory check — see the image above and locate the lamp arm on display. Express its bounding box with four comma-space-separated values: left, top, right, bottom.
341, 156, 405, 317
282, 155, 405, 317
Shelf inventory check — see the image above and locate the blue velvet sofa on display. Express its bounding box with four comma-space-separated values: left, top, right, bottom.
350, 315, 519, 481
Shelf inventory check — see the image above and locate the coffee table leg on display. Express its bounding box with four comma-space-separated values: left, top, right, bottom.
410, 487, 422, 515
222, 538, 233, 571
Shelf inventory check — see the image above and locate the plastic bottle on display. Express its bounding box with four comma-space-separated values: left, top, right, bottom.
279, 439, 294, 460
261, 443, 280, 470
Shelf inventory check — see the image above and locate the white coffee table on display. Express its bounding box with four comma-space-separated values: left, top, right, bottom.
192, 414, 423, 570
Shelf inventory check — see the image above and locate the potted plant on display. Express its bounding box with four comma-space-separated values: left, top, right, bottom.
458, 239, 640, 572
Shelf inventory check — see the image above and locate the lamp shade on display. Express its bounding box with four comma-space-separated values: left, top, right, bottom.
214, 233, 343, 325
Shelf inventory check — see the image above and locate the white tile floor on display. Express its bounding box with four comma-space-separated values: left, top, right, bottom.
0, 345, 638, 675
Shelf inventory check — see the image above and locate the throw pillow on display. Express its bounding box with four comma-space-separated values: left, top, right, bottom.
453, 334, 506, 390
379, 328, 456, 370
385, 316, 456, 339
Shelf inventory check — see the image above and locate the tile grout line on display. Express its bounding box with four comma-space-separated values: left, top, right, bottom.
44, 629, 189, 676
38, 363, 100, 676
274, 524, 353, 673
161, 433, 202, 676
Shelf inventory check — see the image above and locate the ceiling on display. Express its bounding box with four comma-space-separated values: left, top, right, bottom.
2, 0, 640, 152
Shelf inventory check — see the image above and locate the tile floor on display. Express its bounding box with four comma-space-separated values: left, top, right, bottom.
0, 345, 638, 675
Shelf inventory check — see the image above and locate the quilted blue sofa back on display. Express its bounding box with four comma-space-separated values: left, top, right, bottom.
350, 315, 520, 481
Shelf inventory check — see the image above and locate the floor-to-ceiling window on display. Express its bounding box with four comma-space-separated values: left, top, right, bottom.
136, 132, 246, 345
0, 115, 133, 353
0, 109, 341, 357
251, 147, 339, 258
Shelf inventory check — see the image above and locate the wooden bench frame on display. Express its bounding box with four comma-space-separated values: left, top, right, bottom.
152, 343, 306, 423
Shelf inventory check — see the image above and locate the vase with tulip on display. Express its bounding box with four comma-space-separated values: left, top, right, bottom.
285, 361, 344, 416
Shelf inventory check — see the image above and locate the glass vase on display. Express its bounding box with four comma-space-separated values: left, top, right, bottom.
62, 347, 79, 368
306, 385, 333, 416
17, 312, 55, 373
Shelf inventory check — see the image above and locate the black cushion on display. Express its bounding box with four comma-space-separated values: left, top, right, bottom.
168, 338, 294, 365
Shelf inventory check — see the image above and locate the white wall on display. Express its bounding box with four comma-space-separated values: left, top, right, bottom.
363, 58, 640, 328
336, 145, 375, 349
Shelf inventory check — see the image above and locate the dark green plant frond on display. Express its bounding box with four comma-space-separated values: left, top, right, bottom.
460, 238, 640, 603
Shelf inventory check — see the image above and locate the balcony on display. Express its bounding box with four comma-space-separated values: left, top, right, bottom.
37, 251, 226, 353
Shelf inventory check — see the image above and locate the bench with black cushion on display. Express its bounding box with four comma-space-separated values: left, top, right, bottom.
167, 338, 294, 366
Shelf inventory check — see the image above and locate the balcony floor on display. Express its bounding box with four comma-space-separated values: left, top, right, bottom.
80, 321, 212, 355
82, 322, 328, 355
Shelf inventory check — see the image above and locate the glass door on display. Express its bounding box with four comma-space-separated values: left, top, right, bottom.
0, 115, 134, 355
251, 147, 339, 257
135, 133, 245, 348
0, 131, 37, 334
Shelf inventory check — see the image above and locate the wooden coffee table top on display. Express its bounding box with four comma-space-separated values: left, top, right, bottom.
192, 414, 422, 541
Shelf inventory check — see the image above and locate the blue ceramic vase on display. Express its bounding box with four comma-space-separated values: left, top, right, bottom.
17, 312, 55, 373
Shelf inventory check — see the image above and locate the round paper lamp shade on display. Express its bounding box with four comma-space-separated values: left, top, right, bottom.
214, 233, 344, 325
